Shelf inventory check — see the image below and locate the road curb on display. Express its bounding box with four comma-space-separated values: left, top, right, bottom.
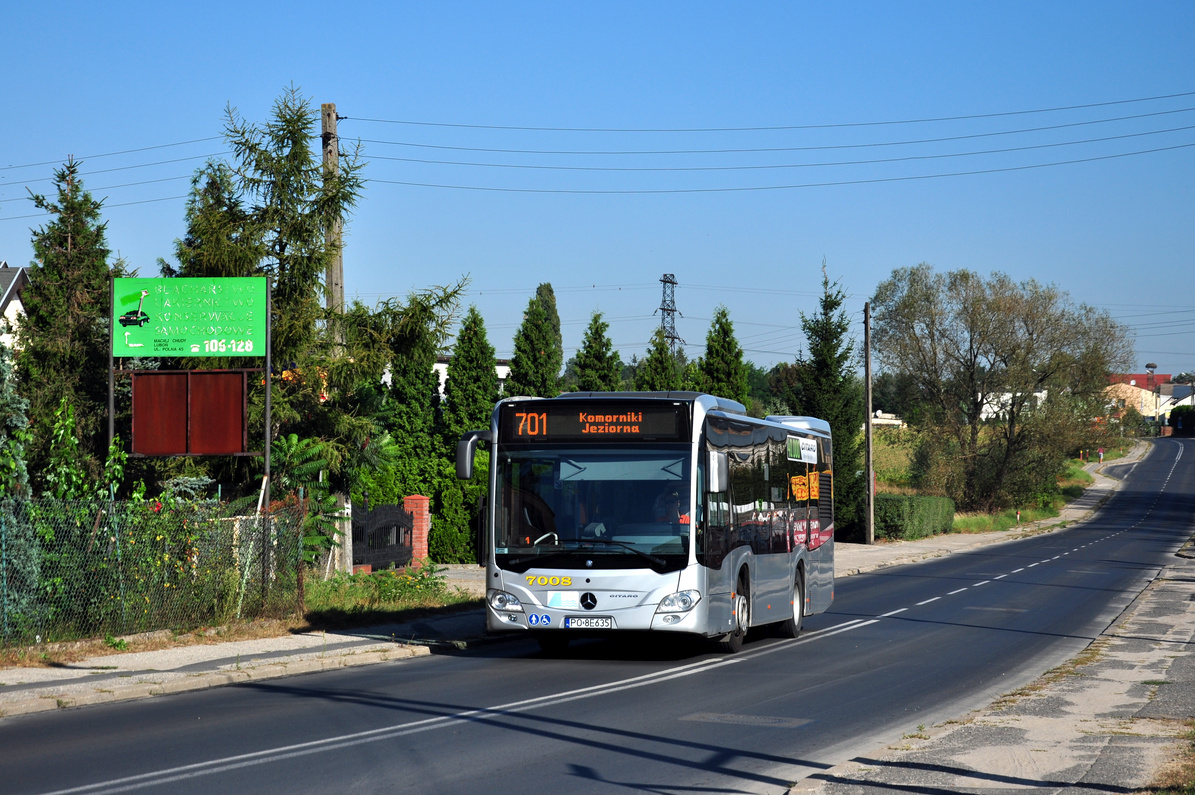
0, 643, 433, 717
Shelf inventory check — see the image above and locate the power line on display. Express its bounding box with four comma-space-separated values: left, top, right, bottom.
0, 174, 193, 204
365, 124, 1195, 173
0, 193, 188, 222
356, 106, 1195, 157
0, 137, 223, 173
342, 89, 1195, 133
0, 153, 229, 189
369, 141, 1195, 194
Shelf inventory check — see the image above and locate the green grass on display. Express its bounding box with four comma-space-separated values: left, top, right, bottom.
301, 563, 481, 630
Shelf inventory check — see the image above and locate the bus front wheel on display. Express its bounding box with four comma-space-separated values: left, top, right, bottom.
718, 578, 750, 653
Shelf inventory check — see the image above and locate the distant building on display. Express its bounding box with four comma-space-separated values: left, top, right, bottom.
0, 262, 30, 350
869, 411, 906, 429
1159, 383, 1195, 426
979, 390, 1048, 422
433, 355, 512, 397
1105, 380, 1160, 420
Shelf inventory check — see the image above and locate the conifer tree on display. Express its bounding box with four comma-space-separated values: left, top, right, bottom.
574, 312, 622, 392
635, 327, 681, 391
535, 283, 563, 384
431, 306, 498, 563
440, 306, 499, 448
16, 159, 115, 489
795, 271, 864, 539
158, 161, 261, 279
699, 306, 749, 404
221, 87, 364, 368
506, 293, 559, 397
378, 306, 441, 499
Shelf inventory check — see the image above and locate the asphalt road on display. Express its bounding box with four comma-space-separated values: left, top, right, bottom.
1, 440, 1191, 795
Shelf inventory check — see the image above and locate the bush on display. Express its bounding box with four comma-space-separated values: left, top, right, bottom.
874, 494, 955, 540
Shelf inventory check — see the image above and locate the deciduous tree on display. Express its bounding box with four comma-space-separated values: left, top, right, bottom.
871, 263, 1133, 511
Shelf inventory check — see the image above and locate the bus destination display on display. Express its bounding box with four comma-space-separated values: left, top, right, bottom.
500, 402, 687, 442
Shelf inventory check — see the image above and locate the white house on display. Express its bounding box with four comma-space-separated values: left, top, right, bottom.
0, 262, 30, 350
979, 390, 1049, 421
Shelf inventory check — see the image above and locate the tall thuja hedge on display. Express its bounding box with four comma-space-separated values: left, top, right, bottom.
506, 289, 561, 398
432, 307, 499, 562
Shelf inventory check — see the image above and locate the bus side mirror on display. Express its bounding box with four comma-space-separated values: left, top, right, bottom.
456, 430, 492, 480
708, 450, 729, 493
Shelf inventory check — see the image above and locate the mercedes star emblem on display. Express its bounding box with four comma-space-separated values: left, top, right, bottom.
580, 592, 598, 610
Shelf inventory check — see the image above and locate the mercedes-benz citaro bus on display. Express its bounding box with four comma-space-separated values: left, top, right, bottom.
455, 391, 834, 653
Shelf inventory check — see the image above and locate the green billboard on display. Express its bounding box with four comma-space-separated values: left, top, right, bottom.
112, 277, 268, 357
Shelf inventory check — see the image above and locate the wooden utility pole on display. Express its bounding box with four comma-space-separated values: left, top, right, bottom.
321, 102, 351, 572
321, 103, 344, 320
864, 302, 875, 544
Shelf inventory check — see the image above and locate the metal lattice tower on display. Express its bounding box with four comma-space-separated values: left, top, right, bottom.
657, 273, 684, 356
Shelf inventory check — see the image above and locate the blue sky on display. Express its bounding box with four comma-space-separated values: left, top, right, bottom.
3, 2, 1193, 375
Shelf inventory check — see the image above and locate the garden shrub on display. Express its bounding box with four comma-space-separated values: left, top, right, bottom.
874, 494, 956, 540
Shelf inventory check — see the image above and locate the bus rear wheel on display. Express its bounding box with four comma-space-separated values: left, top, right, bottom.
775, 572, 805, 639
718, 578, 750, 653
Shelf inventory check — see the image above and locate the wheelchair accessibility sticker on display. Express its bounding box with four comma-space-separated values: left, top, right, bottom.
528, 613, 552, 626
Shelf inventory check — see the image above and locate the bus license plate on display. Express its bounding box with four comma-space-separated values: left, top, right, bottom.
565, 616, 612, 629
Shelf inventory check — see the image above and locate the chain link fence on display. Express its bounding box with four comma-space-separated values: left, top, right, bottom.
0, 499, 305, 647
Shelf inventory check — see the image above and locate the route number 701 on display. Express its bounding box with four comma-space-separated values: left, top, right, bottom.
515, 411, 547, 436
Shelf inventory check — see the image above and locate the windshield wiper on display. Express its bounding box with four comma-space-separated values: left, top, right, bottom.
575, 538, 668, 569
506, 538, 669, 571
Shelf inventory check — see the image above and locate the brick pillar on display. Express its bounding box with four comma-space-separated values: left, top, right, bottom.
404, 495, 431, 565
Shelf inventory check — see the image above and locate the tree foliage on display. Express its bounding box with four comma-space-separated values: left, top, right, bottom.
535, 283, 564, 385
0, 342, 30, 498
699, 306, 749, 404
573, 312, 622, 392
506, 287, 561, 397
635, 327, 682, 391
440, 305, 500, 447
871, 263, 1134, 511
158, 161, 261, 280
16, 159, 116, 491
793, 272, 864, 539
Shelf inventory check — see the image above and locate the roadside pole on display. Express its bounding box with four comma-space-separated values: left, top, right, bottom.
864, 302, 875, 545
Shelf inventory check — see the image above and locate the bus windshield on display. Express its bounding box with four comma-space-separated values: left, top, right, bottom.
495, 446, 692, 572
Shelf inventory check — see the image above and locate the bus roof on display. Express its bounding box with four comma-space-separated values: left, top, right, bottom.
544, 391, 748, 416
765, 415, 832, 437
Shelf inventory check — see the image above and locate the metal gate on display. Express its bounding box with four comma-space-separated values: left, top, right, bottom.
351, 502, 414, 570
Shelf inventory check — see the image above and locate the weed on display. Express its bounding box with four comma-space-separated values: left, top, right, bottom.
104, 634, 128, 651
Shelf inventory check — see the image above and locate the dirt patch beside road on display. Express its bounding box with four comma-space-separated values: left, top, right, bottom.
794, 562, 1195, 794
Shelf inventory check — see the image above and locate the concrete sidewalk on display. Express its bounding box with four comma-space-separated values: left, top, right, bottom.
0, 441, 1161, 735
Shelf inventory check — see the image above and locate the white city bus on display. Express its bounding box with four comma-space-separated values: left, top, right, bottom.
456, 391, 834, 653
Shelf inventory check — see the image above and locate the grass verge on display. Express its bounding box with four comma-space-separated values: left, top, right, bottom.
0, 563, 479, 669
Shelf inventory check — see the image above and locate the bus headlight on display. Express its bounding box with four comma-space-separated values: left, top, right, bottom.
488, 590, 524, 612
656, 590, 701, 613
